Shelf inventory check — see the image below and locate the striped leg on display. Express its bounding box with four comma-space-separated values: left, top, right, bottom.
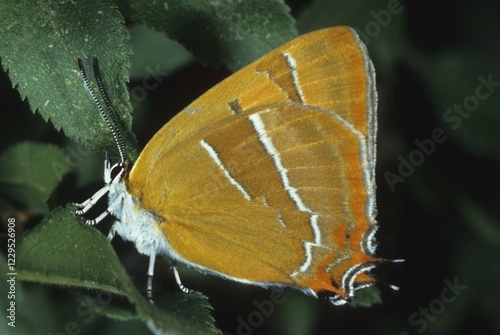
74, 185, 109, 214
147, 254, 156, 303
172, 261, 192, 294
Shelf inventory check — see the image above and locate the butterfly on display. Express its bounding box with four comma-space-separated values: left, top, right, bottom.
75, 26, 394, 305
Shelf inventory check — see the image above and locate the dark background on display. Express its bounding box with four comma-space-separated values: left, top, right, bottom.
1, 0, 499, 334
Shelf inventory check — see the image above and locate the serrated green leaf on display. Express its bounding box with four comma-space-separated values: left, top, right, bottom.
0, 142, 69, 213
117, 0, 297, 71
0, 0, 138, 160
16, 206, 220, 334
17, 206, 130, 294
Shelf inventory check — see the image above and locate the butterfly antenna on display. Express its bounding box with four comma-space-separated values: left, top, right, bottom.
77, 57, 127, 164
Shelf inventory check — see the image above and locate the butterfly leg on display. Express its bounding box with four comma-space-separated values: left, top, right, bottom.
147, 254, 156, 303
74, 185, 110, 214
83, 190, 125, 226
107, 224, 116, 241
74, 153, 119, 221
74, 188, 112, 226
172, 261, 192, 294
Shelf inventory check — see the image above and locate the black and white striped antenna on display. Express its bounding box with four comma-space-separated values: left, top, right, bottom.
77, 56, 127, 164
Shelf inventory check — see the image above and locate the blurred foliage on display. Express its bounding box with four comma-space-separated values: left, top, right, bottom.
1, 0, 499, 334
0, 142, 70, 214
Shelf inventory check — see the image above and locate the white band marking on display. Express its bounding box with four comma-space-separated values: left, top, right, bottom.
248, 113, 312, 213
200, 139, 251, 201
282, 52, 305, 104
297, 214, 322, 272
249, 112, 322, 275
277, 212, 286, 227
341, 263, 377, 298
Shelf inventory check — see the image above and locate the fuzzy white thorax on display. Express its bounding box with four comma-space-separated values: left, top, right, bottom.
106, 165, 170, 258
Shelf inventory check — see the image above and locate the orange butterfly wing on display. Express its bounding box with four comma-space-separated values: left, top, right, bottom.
127, 27, 378, 301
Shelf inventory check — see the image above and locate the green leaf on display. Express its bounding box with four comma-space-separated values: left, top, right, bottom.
0, 0, 137, 160
16, 206, 220, 334
349, 286, 382, 308
0, 142, 69, 214
129, 25, 194, 80
117, 0, 298, 71
17, 206, 130, 294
